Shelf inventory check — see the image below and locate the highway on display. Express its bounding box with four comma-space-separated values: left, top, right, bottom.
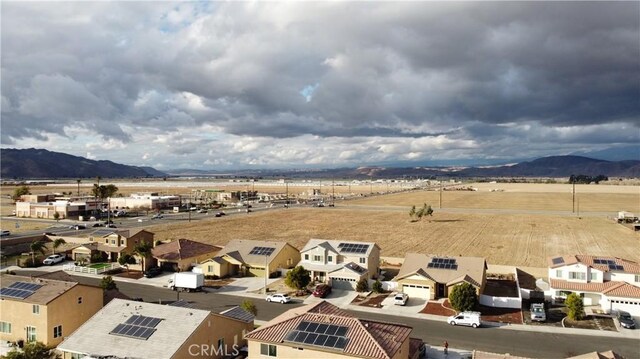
17, 273, 638, 359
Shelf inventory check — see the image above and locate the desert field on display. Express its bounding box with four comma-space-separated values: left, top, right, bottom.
350, 183, 640, 213
144, 207, 640, 267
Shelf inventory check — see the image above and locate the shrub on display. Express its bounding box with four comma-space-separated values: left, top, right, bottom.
372, 280, 383, 293
356, 278, 369, 292
100, 276, 117, 291
448, 282, 478, 312
285, 266, 311, 290
566, 293, 585, 320
240, 300, 258, 316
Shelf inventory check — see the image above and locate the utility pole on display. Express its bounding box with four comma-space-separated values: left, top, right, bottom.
572, 177, 576, 213
264, 240, 268, 294
332, 179, 335, 206
285, 180, 289, 206
188, 192, 192, 222
439, 180, 443, 209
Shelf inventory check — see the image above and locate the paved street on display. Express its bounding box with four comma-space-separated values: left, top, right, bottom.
29, 273, 639, 359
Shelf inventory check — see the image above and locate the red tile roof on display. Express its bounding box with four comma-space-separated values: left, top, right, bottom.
152, 239, 221, 261
550, 279, 640, 298
548, 255, 640, 274
246, 301, 412, 359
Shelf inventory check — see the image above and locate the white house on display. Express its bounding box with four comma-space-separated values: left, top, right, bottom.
547, 255, 640, 316
298, 239, 381, 290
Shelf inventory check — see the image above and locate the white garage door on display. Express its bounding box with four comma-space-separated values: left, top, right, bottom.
331, 277, 357, 290
610, 299, 640, 316
402, 284, 430, 299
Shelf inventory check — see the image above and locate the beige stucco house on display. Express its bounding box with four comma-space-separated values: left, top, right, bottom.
395, 253, 487, 300
71, 229, 155, 271
0, 275, 103, 347
152, 238, 222, 271
199, 239, 300, 278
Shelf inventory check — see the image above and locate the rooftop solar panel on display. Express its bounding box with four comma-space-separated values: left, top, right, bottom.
249, 246, 276, 256
551, 257, 564, 265
286, 321, 349, 351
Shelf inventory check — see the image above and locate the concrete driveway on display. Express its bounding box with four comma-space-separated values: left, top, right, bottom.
304, 289, 358, 308
213, 277, 280, 294
136, 272, 174, 287
380, 296, 427, 315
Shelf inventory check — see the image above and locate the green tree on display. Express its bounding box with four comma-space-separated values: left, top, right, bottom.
448, 282, 478, 312
118, 253, 136, 272
52, 212, 60, 222
284, 266, 310, 290
409, 205, 416, 221
100, 276, 117, 291
356, 278, 369, 292
134, 240, 153, 271
29, 240, 47, 267
12, 185, 30, 201
52, 238, 66, 254
565, 293, 585, 320
372, 280, 383, 293
76, 179, 81, 196
4, 341, 53, 359
240, 299, 258, 316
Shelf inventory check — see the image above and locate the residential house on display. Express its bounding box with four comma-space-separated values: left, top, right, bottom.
0, 275, 103, 347
547, 255, 640, 316
152, 238, 222, 272
298, 239, 381, 290
395, 253, 487, 300
199, 240, 300, 278
71, 229, 155, 271
57, 298, 254, 359
245, 300, 423, 359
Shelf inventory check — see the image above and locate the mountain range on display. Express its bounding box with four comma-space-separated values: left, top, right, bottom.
1, 148, 639, 179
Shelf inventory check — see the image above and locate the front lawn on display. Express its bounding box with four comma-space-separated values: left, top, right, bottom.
88, 263, 111, 269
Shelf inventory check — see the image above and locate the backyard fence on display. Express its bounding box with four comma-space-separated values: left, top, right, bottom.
63, 263, 121, 275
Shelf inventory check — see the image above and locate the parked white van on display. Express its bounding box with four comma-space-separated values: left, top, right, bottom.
447, 311, 481, 328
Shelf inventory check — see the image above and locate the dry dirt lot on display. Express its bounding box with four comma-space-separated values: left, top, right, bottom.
144, 207, 640, 267
349, 183, 640, 213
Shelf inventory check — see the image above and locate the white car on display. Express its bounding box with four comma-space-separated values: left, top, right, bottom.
43, 254, 65, 265
447, 311, 481, 328
394, 292, 409, 306
266, 293, 291, 304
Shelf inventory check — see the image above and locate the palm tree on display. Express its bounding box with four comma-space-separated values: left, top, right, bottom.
29, 240, 47, 266
76, 179, 81, 196
52, 238, 66, 254
133, 240, 153, 272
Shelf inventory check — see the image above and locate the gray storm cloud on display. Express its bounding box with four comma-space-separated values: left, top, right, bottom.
1, 1, 638, 168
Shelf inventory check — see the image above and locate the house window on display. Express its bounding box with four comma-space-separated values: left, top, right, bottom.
260, 343, 277, 357
32, 305, 40, 314
0, 322, 11, 333
328, 255, 333, 263
635, 274, 640, 283
590, 272, 597, 281
217, 338, 225, 350
26, 326, 36, 342
313, 255, 322, 262
359, 258, 366, 264
304, 254, 309, 261
53, 325, 63, 338
105, 239, 108, 243
111, 239, 116, 245
208, 265, 214, 272
120, 239, 125, 246
555, 270, 562, 278
71, 353, 83, 359
78, 297, 83, 304
569, 272, 586, 280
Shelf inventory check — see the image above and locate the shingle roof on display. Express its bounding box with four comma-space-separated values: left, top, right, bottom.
206, 239, 294, 267
396, 253, 487, 288
219, 306, 255, 323
0, 274, 78, 305
152, 238, 221, 261
245, 301, 411, 359
301, 238, 379, 257
548, 255, 640, 274
33, 270, 76, 282
114, 229, 151, 239
549, 279, 640, 298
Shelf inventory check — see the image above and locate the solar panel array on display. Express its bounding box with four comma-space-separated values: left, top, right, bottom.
608, 264, 624, 271
109, 315, 162, 340
284, 321, 349, 351
337, 243, 369, 254
552, 257, 565, 265
427, 257, 458, 270
345, 262, 367, 274
249, 246, 275, 256
0, 282, 43, 300
593, 258, 615, 265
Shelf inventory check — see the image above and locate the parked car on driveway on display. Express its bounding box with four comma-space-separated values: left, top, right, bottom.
43, 254, 65, 265
266, 293, 291, 304
144, 266, 163, 278
312, 284, 332, 298
394, 292, 409, 306
530, 303, 546, 322
447, 311, 481, 328
617, 311, 636, 329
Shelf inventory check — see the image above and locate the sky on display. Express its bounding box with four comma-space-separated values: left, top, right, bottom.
1, 1, 639, 170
